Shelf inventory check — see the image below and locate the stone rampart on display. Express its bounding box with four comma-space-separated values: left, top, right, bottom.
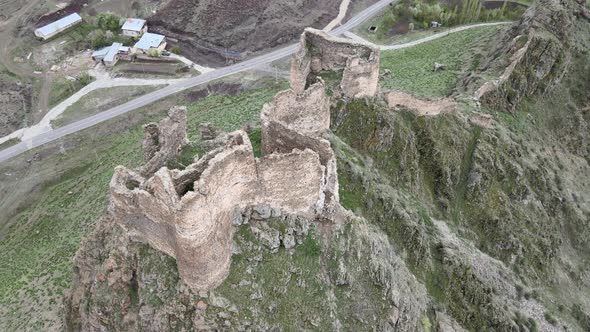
108, 28, 369, 292
290, 28, 380, 98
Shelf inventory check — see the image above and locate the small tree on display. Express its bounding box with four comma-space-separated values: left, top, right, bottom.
170, 45, 181, 54
97, 12, 122, 31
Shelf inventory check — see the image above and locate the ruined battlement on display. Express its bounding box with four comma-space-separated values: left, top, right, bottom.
109, 28, 380, 292
291, 28, 380, 98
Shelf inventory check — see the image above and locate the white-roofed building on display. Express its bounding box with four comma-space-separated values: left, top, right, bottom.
121, 18, 147, 37
133, 32, 167, 53
92, 42, 129, 66
34, 13, 83, 40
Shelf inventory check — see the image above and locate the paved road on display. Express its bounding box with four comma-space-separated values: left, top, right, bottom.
0, 0, 395, 163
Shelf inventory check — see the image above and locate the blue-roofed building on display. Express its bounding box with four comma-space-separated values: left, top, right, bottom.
133, 32, 167, 53
121, 18, 147, 37
34, 13, 83, 40
92, 42, 130, 66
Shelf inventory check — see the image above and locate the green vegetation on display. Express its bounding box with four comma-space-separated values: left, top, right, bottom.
380, 25, 502, 97
48, 72, 95, 108
146, 49, 161, 57
0, 138, 20, 150
248, 127, 263, 158
170, 45, 181, 54
212, 224, 333, 330
0, 80, 287, 330
356, 0, 524, 44
96, 12, 122, 32
86, 13, 133, 49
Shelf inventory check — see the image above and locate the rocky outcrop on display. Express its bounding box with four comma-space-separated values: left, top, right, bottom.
140, 106, 188, 177
290, 28, 380, 99
474, 0, 577, 111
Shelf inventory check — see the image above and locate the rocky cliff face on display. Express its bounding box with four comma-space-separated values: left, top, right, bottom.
468, 0, 583, 111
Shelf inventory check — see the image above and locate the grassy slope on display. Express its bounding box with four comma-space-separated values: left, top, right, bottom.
380, 25, 503, 97
0, 80, 287, 330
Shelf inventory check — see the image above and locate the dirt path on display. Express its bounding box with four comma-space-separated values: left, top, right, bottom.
35, 74, 53, 122
324, 0, 352, 32
385, 91, 456, 116
344, 21, 512, 49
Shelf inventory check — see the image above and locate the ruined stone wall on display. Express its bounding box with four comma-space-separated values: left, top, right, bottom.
110, 131, 327, 291
291, 28, 380, 98
140, 106, 188, 177
109, 29, 360, 292
261, 80, 339, 203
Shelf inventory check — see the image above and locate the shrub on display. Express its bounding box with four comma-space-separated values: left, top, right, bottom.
89, 30, 108, 49
170, 45, 181, 54
78, 72, 93, 86
96, 12, 122, 31
147, 49, 161, 57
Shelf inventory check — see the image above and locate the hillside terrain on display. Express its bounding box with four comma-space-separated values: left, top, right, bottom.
147, 0, 358, 65
0, 0, 590, 331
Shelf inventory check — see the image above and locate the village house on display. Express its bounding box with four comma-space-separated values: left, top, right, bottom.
133, 32, 167, 53
34, 13, 83, 40
92, 42, 130, 66
121, 18, 147, 37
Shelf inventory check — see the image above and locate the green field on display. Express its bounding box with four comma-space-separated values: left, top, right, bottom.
379, 25, 503, 97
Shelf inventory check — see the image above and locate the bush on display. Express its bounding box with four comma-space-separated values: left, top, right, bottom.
78, 72, 93, 86
147, 49, 161, 57
96, 12, 122, 31
89, 30, 108, 49
170, 45, 181, 54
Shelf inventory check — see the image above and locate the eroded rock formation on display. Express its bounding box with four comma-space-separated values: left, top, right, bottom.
290, 28, 380, 99
107, 29, 377, 292
474, 0, 576, 111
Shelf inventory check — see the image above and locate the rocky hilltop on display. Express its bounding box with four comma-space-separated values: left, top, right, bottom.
63, 1, 590, 331
468, 0, 590, 111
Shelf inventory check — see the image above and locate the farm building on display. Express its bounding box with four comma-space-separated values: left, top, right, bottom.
34, 13, 83, 40
92, 42, 130, 66
133, 32, 167, 53
121, 18, 147, 37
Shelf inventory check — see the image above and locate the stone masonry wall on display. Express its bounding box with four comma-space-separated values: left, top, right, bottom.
108, 28, 369, 292
290, 28, 380, 98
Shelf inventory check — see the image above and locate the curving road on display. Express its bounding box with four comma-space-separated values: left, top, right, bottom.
0, 0, 396, 163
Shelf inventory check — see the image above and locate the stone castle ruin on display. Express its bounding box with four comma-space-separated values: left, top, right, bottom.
291, 28, 380, 99
109, 29, 380, 292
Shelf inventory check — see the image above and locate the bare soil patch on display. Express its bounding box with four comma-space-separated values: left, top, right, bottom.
0, 79, 33, 136
385, 90, 457, 116
147, 0, 343, 66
